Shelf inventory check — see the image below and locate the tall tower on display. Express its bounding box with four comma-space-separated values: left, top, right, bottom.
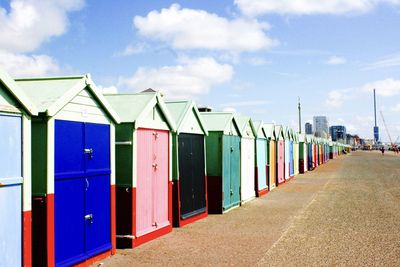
373, 89, 379, 143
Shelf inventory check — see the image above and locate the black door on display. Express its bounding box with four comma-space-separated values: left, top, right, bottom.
178, 134, 206, 219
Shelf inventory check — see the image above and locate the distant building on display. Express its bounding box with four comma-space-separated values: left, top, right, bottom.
313, 116, 329, 137
305, 122, 313, 134
330, 125, 347, 141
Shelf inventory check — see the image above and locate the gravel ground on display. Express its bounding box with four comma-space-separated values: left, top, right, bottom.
94, 151, 400, 267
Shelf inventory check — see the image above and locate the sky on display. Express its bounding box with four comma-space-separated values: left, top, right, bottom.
1, 0, 400, 142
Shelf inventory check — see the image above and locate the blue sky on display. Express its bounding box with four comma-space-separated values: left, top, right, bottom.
1, 0, 400, 141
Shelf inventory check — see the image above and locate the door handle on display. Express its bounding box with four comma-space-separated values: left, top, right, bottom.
152, 163, 158, 169
85, 214, 93, 224
84, 148, 93, 159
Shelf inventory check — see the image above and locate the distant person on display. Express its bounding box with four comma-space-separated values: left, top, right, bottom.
381, 147, 385, 155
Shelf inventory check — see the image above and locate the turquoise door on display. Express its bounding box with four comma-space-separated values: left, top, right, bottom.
256, 139, 267, 191
222, 135, 240, 211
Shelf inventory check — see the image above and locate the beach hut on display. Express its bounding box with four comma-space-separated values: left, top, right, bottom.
264, 123, 276, 191
299, 133, 308, 174
0, 69, 37, 267
200, 112, 242, 214
253, 121, 269, 196
165, 100, 208, 227
282, 126, 291, 180
105, 92, 175, 248
16, 75, 120, 267
293, 131, 299, 176
237, 116, 256, 203
306, 135, 316, 170
274, 125, 285, 186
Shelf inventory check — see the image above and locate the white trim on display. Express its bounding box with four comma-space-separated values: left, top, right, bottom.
22, 114, 31, 212
132, 130, 137, 188
110, 123, 116, 186
47, 118, 55, 194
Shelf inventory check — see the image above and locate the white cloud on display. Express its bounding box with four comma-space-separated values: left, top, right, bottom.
0, 50, 61, 76
325, 89, 351, 108
133, 4, 278, 52
391, 103, 400, 112
98, 85, 118, 94
361, 78, 400, 96
220, 100, 270, 107
247, 57, 271, 65
235, 0, 400, 16
119, 57, 233, 99
363, 54, 400, 70
326, 56, 347, 65
114, 43, 145, 57
0, 0, 85, 53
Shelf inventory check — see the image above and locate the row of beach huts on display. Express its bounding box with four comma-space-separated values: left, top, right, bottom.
0, 68, 350, 267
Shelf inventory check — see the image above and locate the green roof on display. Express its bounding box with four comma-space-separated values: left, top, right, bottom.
274, 125, 284, 140
105, 92, 176, 131
263, 123, 275, 139
0, 68, 37, 115
200, 112, 242, 136
253, 120, 266, 138
15, 75, 120, 122
165, 100, 208, 135
236, 116, 256, 137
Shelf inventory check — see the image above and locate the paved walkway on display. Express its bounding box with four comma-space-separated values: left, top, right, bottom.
95, 151, 400, 266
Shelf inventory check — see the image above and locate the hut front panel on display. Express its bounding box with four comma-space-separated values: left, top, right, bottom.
0, 113, 22, 267
178, 134, 206, 219
136, 129, 169, 237
0, 84, 20, 113
256, 139, 267, 192
180, 110, 204, 135
241, 138, 255, 202
54, 88, 109, 124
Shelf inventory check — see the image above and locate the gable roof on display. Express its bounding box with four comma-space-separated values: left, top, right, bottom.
200, 112, 242, 136
274, 125, 284, 140
236, 116, 256, 138
0, 68, 37, 115
165, 100, 208, 135
105, 91, 176, 131
15, 74, 119, 123
253, 120, 266, 138
263, 123, 275, 140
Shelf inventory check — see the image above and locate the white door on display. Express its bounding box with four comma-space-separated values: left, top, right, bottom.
240, 138, 255, 202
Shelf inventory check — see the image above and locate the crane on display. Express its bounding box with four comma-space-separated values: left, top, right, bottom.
380, 110, 397, 150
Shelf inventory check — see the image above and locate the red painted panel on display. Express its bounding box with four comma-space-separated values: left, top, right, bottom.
47, 193, 55, 267
110, 185, 116, 255
23, 210, 32, 267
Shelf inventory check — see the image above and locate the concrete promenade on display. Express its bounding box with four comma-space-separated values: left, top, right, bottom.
95, 151, 400, 266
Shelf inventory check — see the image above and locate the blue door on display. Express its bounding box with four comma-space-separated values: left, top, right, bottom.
0, 114, 22, 267
84, 123, 111, 257
289, 141, 294, 176
55, 120, 111, 267
308, 144, 313, 170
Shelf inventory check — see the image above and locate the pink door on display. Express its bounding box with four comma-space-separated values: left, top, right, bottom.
136, 129, 169, 237
153, 130, 169, 229
277, 141, 285, 184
